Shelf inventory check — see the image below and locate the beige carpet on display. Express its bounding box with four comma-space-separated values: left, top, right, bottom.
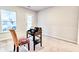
0, 36, 79, 52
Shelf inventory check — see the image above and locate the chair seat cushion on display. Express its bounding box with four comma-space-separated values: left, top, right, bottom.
19, 36, 29, 45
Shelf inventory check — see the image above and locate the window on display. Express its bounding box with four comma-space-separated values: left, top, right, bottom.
26, 16, 33, 30
0, 9, 16, 32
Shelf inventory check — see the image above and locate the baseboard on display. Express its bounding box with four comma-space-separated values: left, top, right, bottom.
0, 38, 10, 41
44, 34, 77, 44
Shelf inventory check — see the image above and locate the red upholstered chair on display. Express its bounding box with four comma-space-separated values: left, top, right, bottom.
9, 29, 30, 52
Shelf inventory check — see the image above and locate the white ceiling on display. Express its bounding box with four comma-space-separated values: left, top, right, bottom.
24, 6, 51, 11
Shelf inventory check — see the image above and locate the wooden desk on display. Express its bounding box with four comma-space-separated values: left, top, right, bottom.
26, 27, 42, 51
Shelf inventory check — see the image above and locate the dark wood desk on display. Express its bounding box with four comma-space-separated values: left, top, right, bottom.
26, 27, 42, 51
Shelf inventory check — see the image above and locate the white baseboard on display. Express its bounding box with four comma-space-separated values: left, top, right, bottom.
44, 34, 77, 44
0, 38, 11, 41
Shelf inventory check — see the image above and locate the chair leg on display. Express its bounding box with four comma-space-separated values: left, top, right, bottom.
40, 36, 42, 47
13, 44, 15, 52
40, 39, 42, 47
40, 41, 42, 47
17, 47, 19, 52
33, 43, 35, 51
28, 43, 30, 51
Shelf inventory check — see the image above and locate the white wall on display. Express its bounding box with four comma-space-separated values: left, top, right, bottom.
0, 6, 37, 40
38, 7, 79, 43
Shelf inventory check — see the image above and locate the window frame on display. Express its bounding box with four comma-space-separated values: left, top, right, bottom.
0, 9, 17, 33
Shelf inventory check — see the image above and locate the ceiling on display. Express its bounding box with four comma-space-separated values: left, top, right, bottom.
23, 6, 51, 12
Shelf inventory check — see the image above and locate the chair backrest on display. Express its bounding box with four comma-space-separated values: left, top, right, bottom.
35, 27, 42, 35
9, 29, 19, 47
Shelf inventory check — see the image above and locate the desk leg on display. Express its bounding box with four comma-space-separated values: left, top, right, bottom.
40, 33, 42, 47
33, 35, 35, 51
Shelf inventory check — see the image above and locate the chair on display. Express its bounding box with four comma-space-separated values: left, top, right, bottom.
9, 29, 30, 52
27, 27, 42, 51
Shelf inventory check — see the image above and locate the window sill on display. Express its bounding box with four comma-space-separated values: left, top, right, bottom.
0, 32, 9, 34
